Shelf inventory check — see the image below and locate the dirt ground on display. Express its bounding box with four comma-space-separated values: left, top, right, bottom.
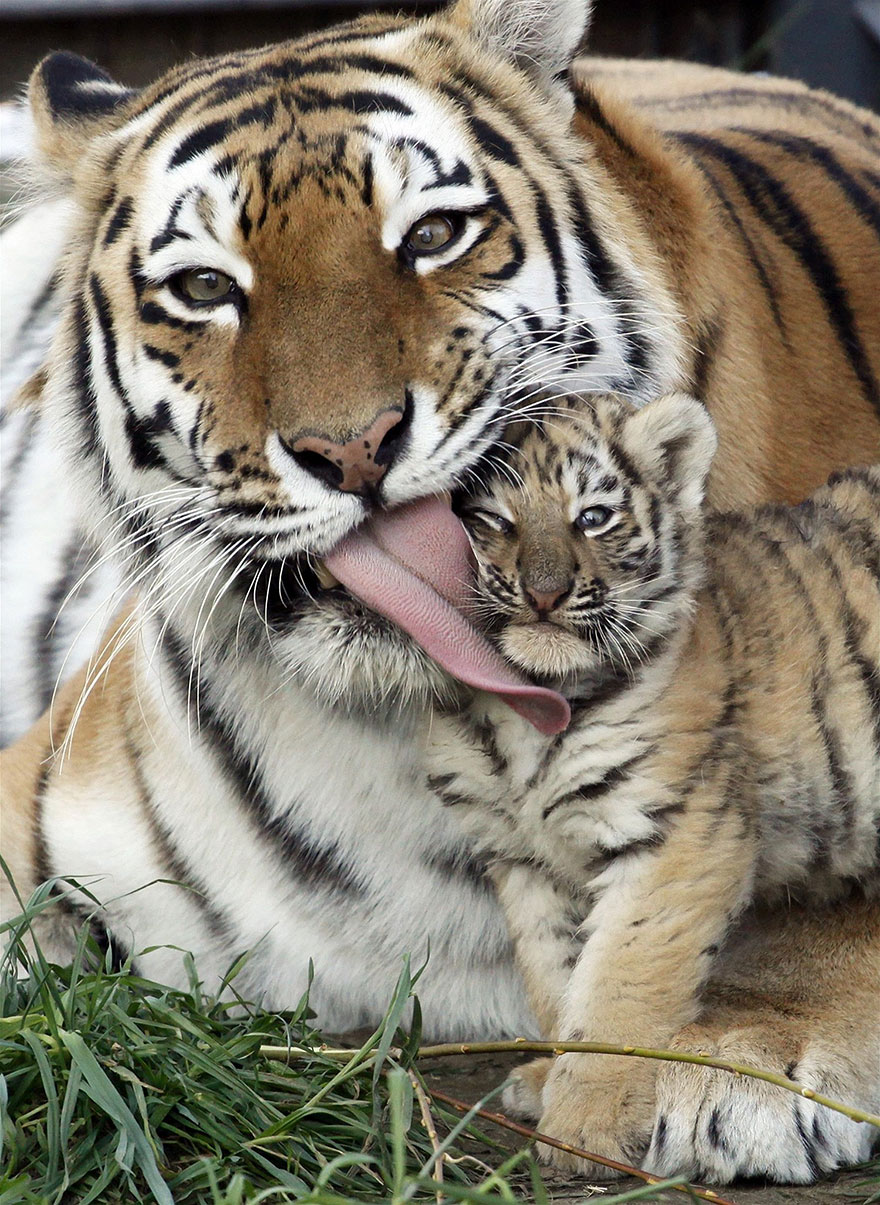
416, 1049, 878, 1205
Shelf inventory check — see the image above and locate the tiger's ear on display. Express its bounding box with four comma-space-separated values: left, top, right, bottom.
621, 393, 718, 512
448, 0, 594, 85
28, 53, 137, 177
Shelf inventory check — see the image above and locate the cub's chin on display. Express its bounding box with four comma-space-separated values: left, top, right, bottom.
500, 621, 602, 682
271, 592, 461, 718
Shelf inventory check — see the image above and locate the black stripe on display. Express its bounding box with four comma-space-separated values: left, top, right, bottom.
361, 152, 374, 207
143, 344, 180, 369
422, 846, 491, 888
13, 273, 60, 351
706, 1107, 733, 1156
469, 115, 521, 167
166, 100, 276, 169
543, 748, 652, 819
103, 195, 134, 246
293, 87, 413, 118
161, 628, 364, 896
813, 541, 880, 756
793, 1101, 822, 1181
741, 130, 880, 239
692, 161, 786, 335
70, 296, 101, 461
575, 87, 637, 159
721, 514, 859, 829
675, 132, 880, 418
138, 300, 202, 332
125, 727, 231, 940
691, 314, 724, 399
827, 466, 880, 499
148, 190, 190, 253
170, 118, 236, 168
643, 86, 880, 150
534, 187, 567, 311
88, 273, 131, 409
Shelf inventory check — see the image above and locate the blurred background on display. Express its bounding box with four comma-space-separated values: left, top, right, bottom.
0, 0, 878, 118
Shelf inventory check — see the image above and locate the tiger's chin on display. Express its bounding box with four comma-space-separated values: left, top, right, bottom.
271, 592, 462, 718
499, 621, 604, 682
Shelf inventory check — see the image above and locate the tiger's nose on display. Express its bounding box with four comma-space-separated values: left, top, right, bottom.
284, 408, 405, 493
525, 584, 571, 616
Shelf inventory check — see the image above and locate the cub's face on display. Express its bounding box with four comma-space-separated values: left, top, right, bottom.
459, 394, 716, 684
31, 0, 683, 709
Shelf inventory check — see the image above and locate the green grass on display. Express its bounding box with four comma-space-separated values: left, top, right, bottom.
1, 879, 692, 1204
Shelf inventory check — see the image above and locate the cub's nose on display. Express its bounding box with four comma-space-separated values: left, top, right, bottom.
524, 584, 571, 616
283, 407, 405, 493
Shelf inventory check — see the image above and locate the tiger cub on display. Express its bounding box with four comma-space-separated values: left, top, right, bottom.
427, 392, 880, 1178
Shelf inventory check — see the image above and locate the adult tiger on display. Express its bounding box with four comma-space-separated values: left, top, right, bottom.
1, 0, 879, 1183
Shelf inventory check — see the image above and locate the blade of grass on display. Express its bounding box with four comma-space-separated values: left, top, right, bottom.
59, 1030, 173, 1205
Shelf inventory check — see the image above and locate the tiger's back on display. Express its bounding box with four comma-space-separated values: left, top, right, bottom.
572, 57, 880, 509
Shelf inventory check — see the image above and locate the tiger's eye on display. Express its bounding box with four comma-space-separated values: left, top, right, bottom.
174, 268, 236, 303
464, 507, 514, 535
404, 214, 459, 256
575, 505, 613, 532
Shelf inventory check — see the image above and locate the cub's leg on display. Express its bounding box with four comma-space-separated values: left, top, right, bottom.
645, 893, 880, 1184
490, 862, 585, 1119
536, 801, 756, 1178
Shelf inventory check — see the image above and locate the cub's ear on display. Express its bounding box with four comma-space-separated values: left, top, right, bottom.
621, 392, 717, 512
447, 0, 593, 86
28, 53, 137, 176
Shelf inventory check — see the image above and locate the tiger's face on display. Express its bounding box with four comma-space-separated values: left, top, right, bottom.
30, 0, 685, 712
458, 393, 717, 686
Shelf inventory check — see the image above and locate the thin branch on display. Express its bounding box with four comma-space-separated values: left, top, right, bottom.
416, 1041, 880, 1130
426, 1086, 738, 1205
258, 1039, 880, 1129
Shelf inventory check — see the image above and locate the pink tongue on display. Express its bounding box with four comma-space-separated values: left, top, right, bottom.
323, 497, 570, 736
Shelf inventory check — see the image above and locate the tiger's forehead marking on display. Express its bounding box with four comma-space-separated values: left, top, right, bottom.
114, 34, 496, 280
477, 408, 633, 522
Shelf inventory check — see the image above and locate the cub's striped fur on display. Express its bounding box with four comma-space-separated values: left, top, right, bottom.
429, 393, 880, 1181
1, 0, 879, 1181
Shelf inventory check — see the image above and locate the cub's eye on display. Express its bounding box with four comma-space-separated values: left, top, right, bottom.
463, 508, 514, 535
402, 213, 462, 257
170, 268, 238, 305
575, 505, 614, 533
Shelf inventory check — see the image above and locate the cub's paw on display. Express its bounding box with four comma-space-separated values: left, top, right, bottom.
645, 1020, 880, 1184
502, 1057, 552, 1120
536, 1053, 657, 1180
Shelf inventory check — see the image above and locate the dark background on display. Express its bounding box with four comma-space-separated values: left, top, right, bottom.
1, 0, 878, 111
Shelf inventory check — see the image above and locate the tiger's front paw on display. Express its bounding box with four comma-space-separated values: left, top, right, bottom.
645, 1019, 880, 1184
536, 1053, 657, 1180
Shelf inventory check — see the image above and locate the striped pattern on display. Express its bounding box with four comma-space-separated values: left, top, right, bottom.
1, 0, 880, 1180
428, 395, 880, 1183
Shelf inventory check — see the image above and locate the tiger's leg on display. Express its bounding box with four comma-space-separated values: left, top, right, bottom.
645, 892, 880, 1184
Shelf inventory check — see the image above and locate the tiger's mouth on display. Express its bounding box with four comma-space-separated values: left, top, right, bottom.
247, 497, 571, 735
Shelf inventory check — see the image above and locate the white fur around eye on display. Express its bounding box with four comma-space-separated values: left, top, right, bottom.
574, 505, 619, 536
